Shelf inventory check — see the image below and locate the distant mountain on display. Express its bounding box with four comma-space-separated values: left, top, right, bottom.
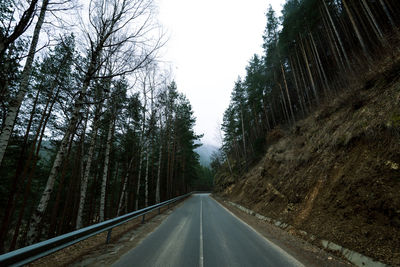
195, 143, 219, 167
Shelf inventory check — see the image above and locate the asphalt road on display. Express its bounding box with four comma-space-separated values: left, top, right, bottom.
113, 194, 303, 267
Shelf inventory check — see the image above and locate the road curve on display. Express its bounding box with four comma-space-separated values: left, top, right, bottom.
113, 193, 303, 267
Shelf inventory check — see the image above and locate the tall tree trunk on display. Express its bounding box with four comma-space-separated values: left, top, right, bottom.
321, 0, 351, 68
321, 9, 345, 70
0, 0, 49, 167
280, 63, 295, 124
9, 86, 59, 250
166, 138, 171, 198
290, 56, 306, 117
300, 37, 319, 105
26, 74, 92, 245
144, 150, 150, 207
57, 146, 81, 235
342, 0, 370, 59
261, 97, 271, 130
99, 117, 114, 222
88, 167, 99, 224
279, 87, 290, 123
295, 47, 312, 110
135, 78, 148, 209
26, 13, 113, 236
135, 146, 144, 210
76, 107, 101, 229
155, 117, 163, 203
378, 0, 396, 28
308, 33, 330, 96
270, 100, 277, 126
26, 117, 81, 244
47, 132, 75, 238
117, 161, 130, 215
155, 140, 162, 203
360, 0, 386, 45
0, 86, 40, 252
169, 139, 176, 197
278, 83, 290, 123
240, 109, 247, 160
119, 122, 139, 214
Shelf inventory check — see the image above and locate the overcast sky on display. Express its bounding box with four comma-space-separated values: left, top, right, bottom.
156, 0, 285, 147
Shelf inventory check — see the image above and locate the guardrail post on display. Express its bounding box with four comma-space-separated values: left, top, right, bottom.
141, 214, 145, 224
106, 229, 112, 244
158, 207, 160, 214
0, 192, 196, 266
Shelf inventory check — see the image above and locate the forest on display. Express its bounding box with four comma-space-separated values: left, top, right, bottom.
213, 0, 400, 176
0, 0, 212, 253
1, 0, 400, 258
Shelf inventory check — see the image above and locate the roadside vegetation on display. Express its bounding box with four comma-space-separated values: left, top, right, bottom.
0, 0, 206, 252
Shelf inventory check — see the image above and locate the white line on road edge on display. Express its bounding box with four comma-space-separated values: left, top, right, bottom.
199, 197, 204, 267
227, 201, 388, 267
210, 196, 304, 267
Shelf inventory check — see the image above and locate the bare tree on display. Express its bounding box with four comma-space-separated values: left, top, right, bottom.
135, 70, 149, 210
0, 0, 77, 167
155, 111, 163, 203
27, 0, 163, 244
0, 0, 39, 56
0, 0, 49, 167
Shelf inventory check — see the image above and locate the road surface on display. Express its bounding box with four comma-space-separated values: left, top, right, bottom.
113, 193, 303, 267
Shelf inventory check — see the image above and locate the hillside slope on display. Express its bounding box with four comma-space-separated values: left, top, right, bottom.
215, 61, 400, 265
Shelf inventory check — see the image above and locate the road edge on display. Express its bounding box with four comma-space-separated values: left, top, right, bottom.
211, 194, 356, 267
209, 195, 305, 267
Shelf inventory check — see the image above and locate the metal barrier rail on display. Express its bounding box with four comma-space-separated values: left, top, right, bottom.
0, 192, 194, 266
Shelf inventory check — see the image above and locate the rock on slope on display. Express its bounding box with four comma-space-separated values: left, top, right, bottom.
215, 61, 400, 266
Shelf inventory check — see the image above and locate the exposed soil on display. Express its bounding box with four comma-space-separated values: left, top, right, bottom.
28, 201, 186, 267
215, 59, 400, 266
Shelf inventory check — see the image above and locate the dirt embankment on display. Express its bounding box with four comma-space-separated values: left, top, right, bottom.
216, 61, 400, 266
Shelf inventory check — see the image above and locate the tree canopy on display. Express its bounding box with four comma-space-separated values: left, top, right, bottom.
214, 0, 399, 176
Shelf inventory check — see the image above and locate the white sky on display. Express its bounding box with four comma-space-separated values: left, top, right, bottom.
156, 0, 285, 147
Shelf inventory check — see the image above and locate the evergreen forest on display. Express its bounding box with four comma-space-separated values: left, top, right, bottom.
1, 0, 400, 259
0, 0, 212, 252
213, 0, 400, 177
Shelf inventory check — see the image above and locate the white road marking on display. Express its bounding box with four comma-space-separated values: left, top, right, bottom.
199, 197, 204, 267
210, 196, 304, 267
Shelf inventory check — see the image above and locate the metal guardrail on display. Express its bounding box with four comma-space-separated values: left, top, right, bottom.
0, 192, 194, 266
